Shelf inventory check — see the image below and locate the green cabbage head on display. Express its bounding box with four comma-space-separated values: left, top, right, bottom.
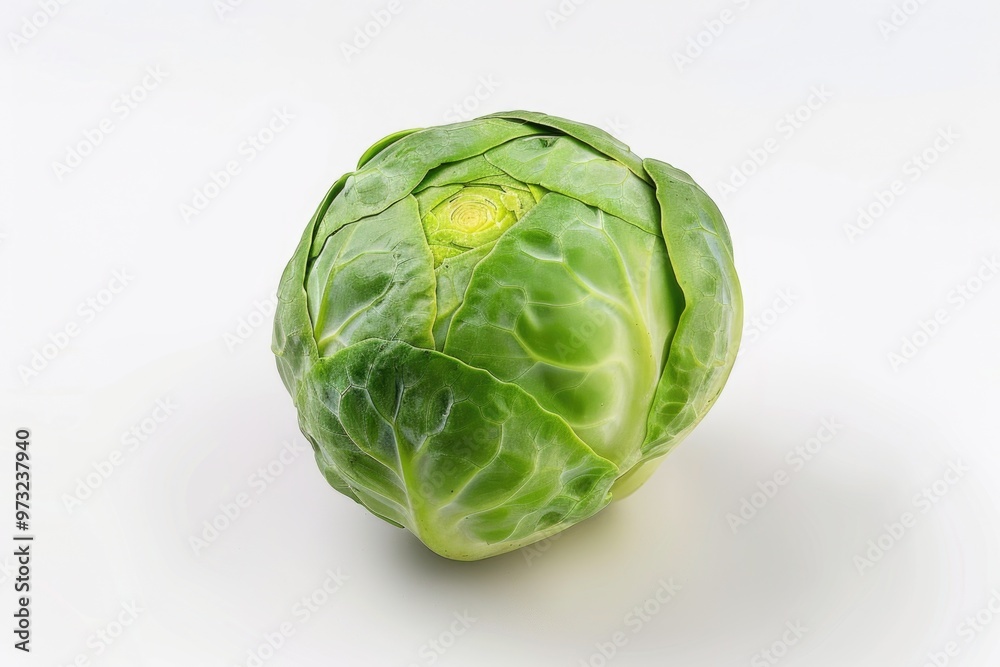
273, 111, 742, 560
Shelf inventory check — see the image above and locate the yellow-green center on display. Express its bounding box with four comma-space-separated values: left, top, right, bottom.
422, 185, 536, 266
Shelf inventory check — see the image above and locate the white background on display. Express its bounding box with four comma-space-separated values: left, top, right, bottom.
2, 1, 999, 665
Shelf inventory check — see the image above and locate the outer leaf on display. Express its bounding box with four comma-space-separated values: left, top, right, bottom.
414, 185, 464, 216
356, 128, 422, 169
639, 159, 743, 462
273, 173, 349, 397
415, 155, 507, 192
306, 195, 436, 355
431, 244, 493, 349
484, 110, 650, 184
297, 338, 619, 560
